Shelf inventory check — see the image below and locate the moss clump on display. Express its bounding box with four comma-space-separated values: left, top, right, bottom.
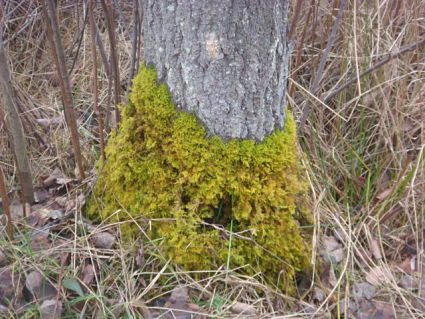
87, 65, 312, 290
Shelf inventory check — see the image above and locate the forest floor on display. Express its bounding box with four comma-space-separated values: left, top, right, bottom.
0, 1, 424, 318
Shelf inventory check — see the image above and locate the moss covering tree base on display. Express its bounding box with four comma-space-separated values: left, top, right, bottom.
87, 65, 312, 291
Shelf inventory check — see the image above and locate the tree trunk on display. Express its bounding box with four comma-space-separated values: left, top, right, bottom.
142, 0, 290, 141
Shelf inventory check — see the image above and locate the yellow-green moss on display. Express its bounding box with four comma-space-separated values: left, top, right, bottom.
87, 65, 312, 290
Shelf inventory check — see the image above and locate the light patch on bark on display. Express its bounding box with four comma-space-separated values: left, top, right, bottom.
206, 33, 221, 59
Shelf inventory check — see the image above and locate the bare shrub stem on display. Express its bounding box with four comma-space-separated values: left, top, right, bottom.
0, 40, 34, 204
89, 0, 106, 161
43, 0, 85, 180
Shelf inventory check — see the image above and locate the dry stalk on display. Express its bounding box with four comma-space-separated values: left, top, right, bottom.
299, 0, 348, 129
89, 0, 106, 161
0, 40, 34, 204
0, 166, 13, 238
101, 0, 121, 125
42, 0, 85, 180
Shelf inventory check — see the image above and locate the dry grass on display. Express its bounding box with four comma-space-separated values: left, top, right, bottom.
0, 0, 424, 318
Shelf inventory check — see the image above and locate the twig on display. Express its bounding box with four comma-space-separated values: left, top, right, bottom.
128, 0, 140, 90
89, 0, 106, 161
0, 40, 35, 204
69, 5, 89, 75
0, 166, 13, 239
100, 0, 121, 125
43, 0, 85, 180
299, 0, 348, 129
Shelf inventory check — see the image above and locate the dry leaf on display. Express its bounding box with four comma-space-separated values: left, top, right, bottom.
168, 286, 189, 304
91, 232, 115, 249
313, 287, 326, 302
366, 266, 394, 286
397, 255, 415, 274
399, 275, 415, 290
328, 264, 338, 287
42, 168, 64, 188
357, 300, 395, 319
0, 267, 22, 307
25, 271, 56, 300
411, 284, 425, 312
40, 299, 63, 319
353, 282, 376, 301
34, 188, 49, 204
31, 233, 52, 251
370, 239, 383, 259
81, 264, 95, 285
321, 236, 344, 263
230, 301, 257, 315
163, 286, 204, 319
323, 235, 341, 251
136, 246, 145, 268
338, 298, 356, 318
0, 251, 7, 267
10, 201, 24, 218
36, 117, 61, 129
376, 188, 392, 201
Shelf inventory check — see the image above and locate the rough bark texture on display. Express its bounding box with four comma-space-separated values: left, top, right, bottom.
142, 0, 290, 141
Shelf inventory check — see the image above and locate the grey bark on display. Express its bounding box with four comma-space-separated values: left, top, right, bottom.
142, 0, 290, 141
0, 41, 35, 204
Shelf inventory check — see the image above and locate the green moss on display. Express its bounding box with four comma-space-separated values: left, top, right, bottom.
87, 65, 312, 290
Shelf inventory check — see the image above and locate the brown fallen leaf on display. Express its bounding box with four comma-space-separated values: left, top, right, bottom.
36, 117, 62, 129
411, 285, 425, 312
366, 266, 395, 286
0, 267, 23, 309
230, 301, 257, 315
162, 286, 208, 318
337, 298, 357, 318
42, 168, 64, 188
81, 263, 95, 285
10, 201, 24, 219
356, 300, 396, 319
0, 250, 7, 267
91, 231, 115, 249
397, 255, 415, 274
312, 287, 326, 302
353, 282, 376, 301
399, 274, 415, 290
321, 235, 344, 263
370, 238, 383, 260
31, 233, 52, 252
40, 299, 63, 319
25, 271, 56, 301
136, 245, 145, 268
376, 188, 392, 201
33, 187, 49, 204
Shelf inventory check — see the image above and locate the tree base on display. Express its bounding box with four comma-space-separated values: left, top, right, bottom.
87, 65, 312, 291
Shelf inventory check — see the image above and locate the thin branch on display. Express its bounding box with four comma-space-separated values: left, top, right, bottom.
89, 0, 105, 161
100, 0, 121, 125
0, 165, 13, 239
43, 0, 85, 180
128, 0, 139, 89
0, 40, 35, 204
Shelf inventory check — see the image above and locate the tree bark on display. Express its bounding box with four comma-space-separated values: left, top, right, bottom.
142, 0, 290, 141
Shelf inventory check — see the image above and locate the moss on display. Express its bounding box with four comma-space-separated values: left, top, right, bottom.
87, 65, 312, 291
